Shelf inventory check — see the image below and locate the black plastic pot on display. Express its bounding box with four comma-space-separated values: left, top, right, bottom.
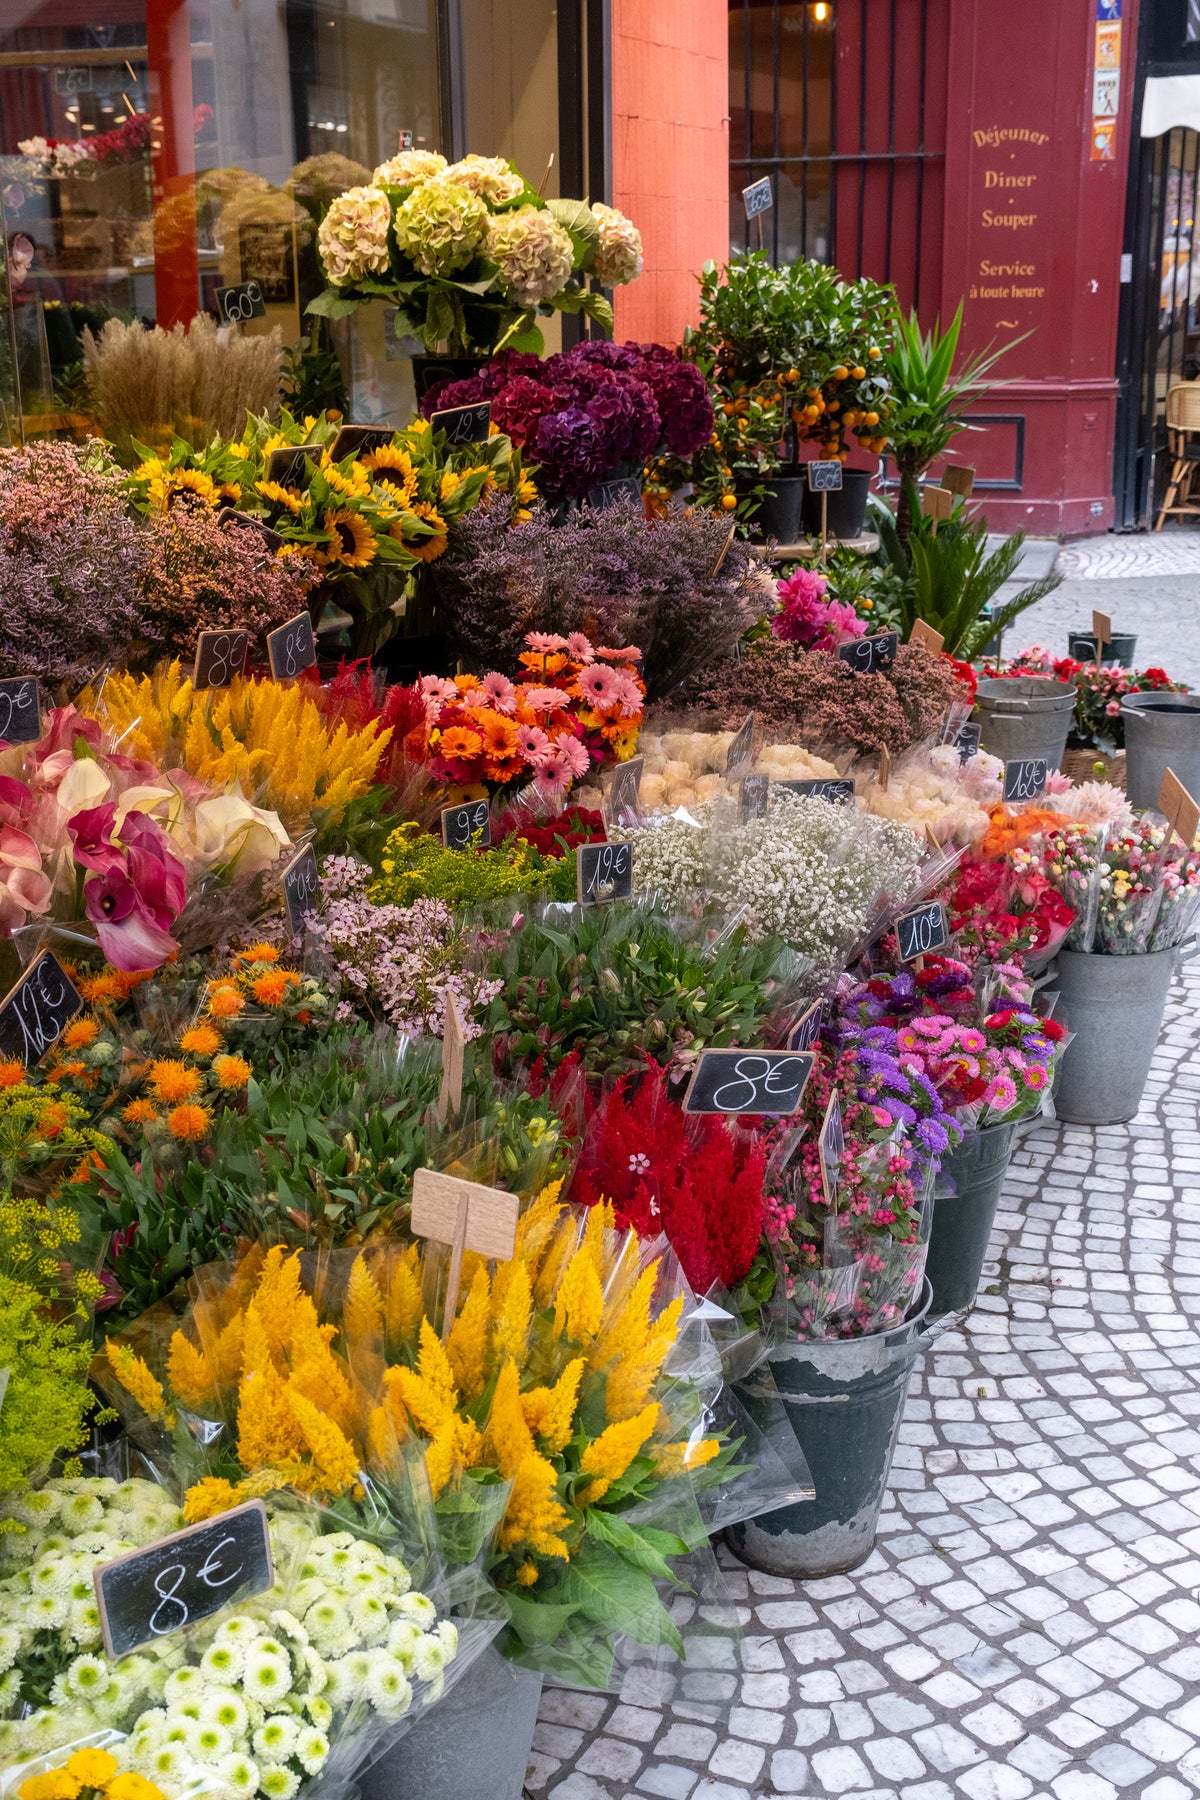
411, 354, 487, 402
923, 1121, 1018, 1318
1068, 630, 1138, 668
726, 1279, 931, 1577
801, 467, 871, 539
754, 469, 807, 544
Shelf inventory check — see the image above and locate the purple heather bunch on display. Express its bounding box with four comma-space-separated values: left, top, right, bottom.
310, 854, 501, 1037
0, 441, 149, 685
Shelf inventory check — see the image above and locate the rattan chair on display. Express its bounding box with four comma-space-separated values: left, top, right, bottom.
1154, 382, 1200, 528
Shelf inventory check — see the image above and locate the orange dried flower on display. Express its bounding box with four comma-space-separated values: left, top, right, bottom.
77, 972, 121, 1004
148, 1059, 203, 1103
236, 943, 280, 965
61, 1018, 100, 1050
251, 969, 297, 1007
122, 1098, 159, 1126
39, 1102, 69, 1138
206, 984, 245, 1019
213, 1054, 252, 1090
167, 1102, 212, 1142
0, 1061, 25, 1088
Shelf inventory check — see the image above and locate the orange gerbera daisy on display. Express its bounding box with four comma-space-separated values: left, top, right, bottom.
437, 725, 484, 762
0, 1061, 25, 1089
122, 1098, 159, 1126
61, 1018, 100, 1050
168, 1102, 212, 1142
179, 1024, 222, 1058
251, 969, 298, 1007
479, 713, 519, 757
148, 1059, 203, 1103
518, 650, 568, 676
236, 943, 281, 965
213, 1054, 252, 1089
206, 985, 245, 1020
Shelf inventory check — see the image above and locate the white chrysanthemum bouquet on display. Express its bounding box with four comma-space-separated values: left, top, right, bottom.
311, 150, 640, 356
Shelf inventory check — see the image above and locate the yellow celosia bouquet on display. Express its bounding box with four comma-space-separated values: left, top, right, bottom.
88, 662, 387, 837
99, 1185, 733, 1687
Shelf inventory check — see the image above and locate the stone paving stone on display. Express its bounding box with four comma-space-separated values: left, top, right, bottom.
529, 955, 1200, 1798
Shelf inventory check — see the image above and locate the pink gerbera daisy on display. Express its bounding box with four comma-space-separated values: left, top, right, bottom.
522, 686, 570, 713
515, 723, 552, 766
552, 732, 590, 778
480, 671, 518, 714
596, 644, 642, 662
535, 750, 574, 799
566, 632, 595, 664
525, 631, 568, 654
577, 664, 621, 708
611, 671, 645, 719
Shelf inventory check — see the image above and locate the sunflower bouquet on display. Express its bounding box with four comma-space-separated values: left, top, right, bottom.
99, 1187, 736, 1689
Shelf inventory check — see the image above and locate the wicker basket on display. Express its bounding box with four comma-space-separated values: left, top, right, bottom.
1061, 746, 1126, 790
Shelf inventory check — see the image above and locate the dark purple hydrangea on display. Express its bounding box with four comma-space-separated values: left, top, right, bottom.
419, 372, 494, 416
489, 376, 558, 449
644, 359, 714, 457
570, 340, 643, 372
532, 406, 608, 500
583, 374, 658, 466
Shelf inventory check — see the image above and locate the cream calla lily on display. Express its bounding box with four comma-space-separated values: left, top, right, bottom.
55, 758, 111, 817
193, 794, 291, 875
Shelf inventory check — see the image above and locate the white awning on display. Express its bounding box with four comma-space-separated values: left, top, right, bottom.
1142, 74, 1200, 138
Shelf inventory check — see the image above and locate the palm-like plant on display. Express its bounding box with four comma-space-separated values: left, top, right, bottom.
902, 512, 1062, 660
884, 303, 1020, 545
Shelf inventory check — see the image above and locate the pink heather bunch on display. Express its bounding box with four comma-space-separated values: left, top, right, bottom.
771, 566, 867, 654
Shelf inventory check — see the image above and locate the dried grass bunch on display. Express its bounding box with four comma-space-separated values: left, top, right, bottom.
82, 314, 283, 461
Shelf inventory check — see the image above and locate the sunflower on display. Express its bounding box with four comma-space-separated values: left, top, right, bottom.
399, 502, 448, 563
323, 508, 378, 570
255, 479, 305, 516
364, 443, 415, 481
439, 469, 465, 503
218, 481, 242, 504
164, 468, 219, 508
320, 456, 372, 500
260, 431, 293, 460
515, 472, 538, 521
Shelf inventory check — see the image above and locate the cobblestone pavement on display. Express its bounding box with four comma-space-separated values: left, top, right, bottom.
992, 575, 1200, 692
1057, 536, 1200, 580
528, 953, 1200, 1800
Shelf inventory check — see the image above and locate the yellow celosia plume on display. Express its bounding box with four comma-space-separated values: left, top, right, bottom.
446, 1266, 490, 1401
167, 1329, 215, 1409
344, 1254, 384, 1341
521, 1357, 584, 1454
577, 1403, 660, 1503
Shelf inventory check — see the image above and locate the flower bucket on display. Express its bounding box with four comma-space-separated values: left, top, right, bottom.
1068, 630, 1138, 668
974, 676, 1076, 770
1051, 942, 1195, 1124
755, 469, 807, 545
726, 1279, 931, 1578
357, 1647, 544, 1800
923, 1121, 1017, 1318
801, 467, 871, 540
1121, 692, 1200, 810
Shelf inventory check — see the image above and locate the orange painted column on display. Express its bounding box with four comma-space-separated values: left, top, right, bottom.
147, 0, 199, 328
610, 0, 729, 345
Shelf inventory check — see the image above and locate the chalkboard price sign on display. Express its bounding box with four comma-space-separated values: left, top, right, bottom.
264, 445, 321, 489
726, 712, 756, 775
786, 1000, 825, 1055
0, 678, 42, 746
577, 840, 633, 905
819, 1092, 845, 1203
281, 844, 320, 934
742, 176, 773, 218
329, 425, 395, 462
0, 952, 83, 1068
607, 757, 644, 825
214, 281, 266, 325
684, 1048, 813, 1117
1003, 758, 1048, 804
777, 778, 855, 806
441, 799, 491, 851
266, 612, 318, 681
955, 721, 982, 762
586, 476, 642, 512
739, 773, 770, 823
193, 629, 249, 691
895, 899, 949, 963
429, 401, 492, 446
838, 631, 899, 675
216, 509, 284, 552
95, 1500, 273, 1659
808, 459, 844, 493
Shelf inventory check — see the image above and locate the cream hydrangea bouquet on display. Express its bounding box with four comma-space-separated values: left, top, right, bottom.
310, 150, 641, 355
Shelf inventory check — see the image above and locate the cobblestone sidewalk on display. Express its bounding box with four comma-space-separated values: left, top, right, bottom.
528, 953, 1200, 1800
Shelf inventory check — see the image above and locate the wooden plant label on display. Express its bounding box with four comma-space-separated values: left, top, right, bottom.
411, 1167, 520, 1337
1092, 609, 1112, 657
942, 464, 975, 497
878, 745, 891, 792
683, 1047, 814, 1117
438, 990, 466, 1119
922, 484, 954, 522
711, 522, 737, 577
95, 1501, 272, 1658
1159, 768, 1200, 847
0, 952, 82, 1067
909, 619, 945, 655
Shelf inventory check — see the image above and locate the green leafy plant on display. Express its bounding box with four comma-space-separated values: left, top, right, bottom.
894, 507, 1063, 659
882, 302, 1019, 545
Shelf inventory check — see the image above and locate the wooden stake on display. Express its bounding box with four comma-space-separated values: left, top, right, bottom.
820, 489, 828, 565
442, 1198, 468, 1343
436, 990, 465, 1120
536, 152, 555, 199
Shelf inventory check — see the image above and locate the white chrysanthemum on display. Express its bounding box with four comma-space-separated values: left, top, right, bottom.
59, 1493, 106, 1532
413, 1635, 447, 1683
92, 1677, 130, 1722
201, 1687, 249, 1734
385, 1621, 420, 1667
484, 205, 574, 307
0, 1625, 21, 1673
443, 153, 525, 206
164, 1666, 205, 1705
190, 1720, 233, 1762
216, 1616, 261, 1645
307, 1696, 333, 1731
260, 1765, 300, 1800
295, 1726, 330, 1775
373, 150, 447, 189
303, 1598, 350, 1647
148, 1743, 188, 1780
381, 1554, 412, 1594
347, 1594, 390, 1642
365, 1652, 412, 1714
30, 1554, 75, 1597
253, 1715, 298, 1762
201, 1638, 245, 1682
288, 1579, 326, 1614
6, 1490, 59, 1528
27, 1594, 68, 1630
218, 1752, 260, 1795
317, 184, 392, 287
590, 202, 643, 286
244, 1647, 293, 1702
394, 1592, 437, 1628
435, 1619, 459, 1659
69, 1599, 104, 1645
321, 1660, 357, 1709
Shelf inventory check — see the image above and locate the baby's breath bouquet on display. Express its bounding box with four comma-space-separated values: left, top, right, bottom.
0, 1479, 466, 1800
630, 790, 923, 978
310, 151, 641, 355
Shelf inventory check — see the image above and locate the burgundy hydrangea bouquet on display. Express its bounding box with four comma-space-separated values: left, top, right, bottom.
421, 341, 713, 500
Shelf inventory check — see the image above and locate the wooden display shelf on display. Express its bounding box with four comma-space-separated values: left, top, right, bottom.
769, 533, 881, 560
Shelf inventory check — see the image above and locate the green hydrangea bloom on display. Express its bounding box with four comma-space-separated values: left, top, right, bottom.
393, 176, 488, 277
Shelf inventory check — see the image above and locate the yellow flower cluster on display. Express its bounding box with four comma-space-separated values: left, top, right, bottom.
88, 663, 388, 832
19, 1747, 164, 1800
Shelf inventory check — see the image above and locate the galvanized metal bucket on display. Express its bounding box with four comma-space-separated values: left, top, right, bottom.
357, 1648, 543, 1800
923, 1121, 1018, 1319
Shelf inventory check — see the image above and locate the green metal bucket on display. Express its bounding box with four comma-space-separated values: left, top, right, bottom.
923, 1120, 1017, 1318
726, 1280, 931, 1578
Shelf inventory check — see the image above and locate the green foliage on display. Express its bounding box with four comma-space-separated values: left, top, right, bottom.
371, 822, 579, 909
689, 255, 894, 390
280, 320, 348, 420
898, 509, 1063, 659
